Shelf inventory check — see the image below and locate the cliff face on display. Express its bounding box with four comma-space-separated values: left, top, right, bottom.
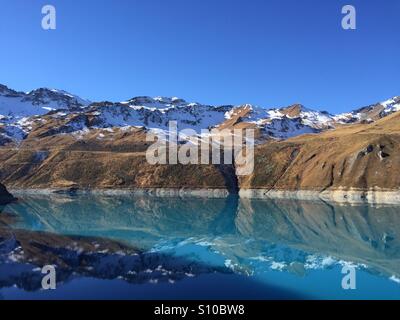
0, 183, 16, 205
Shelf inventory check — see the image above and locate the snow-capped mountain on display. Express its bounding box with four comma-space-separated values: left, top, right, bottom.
0, 84, 90, 119
88, 99, 231, 131
262, 105, 334, 138
381, 96, 400, 115
334, 96, 400, 124
222, 103, 334, 139
0, 83, 399, 145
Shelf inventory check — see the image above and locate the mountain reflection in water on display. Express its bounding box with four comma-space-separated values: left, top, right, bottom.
1, 194, 400, 299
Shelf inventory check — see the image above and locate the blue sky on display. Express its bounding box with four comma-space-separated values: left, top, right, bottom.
0, 0, 399, 113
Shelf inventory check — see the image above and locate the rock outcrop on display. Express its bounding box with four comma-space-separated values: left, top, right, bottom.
0, 183, 16, 205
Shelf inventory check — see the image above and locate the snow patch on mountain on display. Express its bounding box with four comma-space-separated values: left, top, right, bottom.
88, 101, 230, 132
0, 124, 27, 142
333, 97, 400, 123
122, 96, 191, 110
264, 117, 320, 139
293, 109, 333, 129
380, 96, 400, 116
332, 112, 361, 124
0, 85, 90, 119
224, 104, 333, 138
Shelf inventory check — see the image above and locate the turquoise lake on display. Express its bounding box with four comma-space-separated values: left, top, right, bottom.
0, 194, 399, 300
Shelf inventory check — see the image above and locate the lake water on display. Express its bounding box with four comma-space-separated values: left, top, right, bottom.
0, 194, 399, 300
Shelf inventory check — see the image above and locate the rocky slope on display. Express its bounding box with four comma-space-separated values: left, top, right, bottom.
239, 111, 400, 202
0, 83, 399, 200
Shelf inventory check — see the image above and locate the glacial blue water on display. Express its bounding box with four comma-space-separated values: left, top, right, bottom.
0, 194, 400, 300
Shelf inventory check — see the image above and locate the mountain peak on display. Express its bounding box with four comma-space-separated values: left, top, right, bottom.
0, 84, 10, 92
26, 87, 90, 105
0, 84, 21, 96
280, 104, 307, 117
123, 96, 193, 109
0, 85, 91, 120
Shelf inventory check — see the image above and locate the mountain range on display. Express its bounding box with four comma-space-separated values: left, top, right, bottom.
1, 84, 399, 143
0, 83, 399, 203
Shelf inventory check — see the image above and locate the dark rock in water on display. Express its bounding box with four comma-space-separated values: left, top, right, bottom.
52, 187, 79, 196
0, 183, 16, 205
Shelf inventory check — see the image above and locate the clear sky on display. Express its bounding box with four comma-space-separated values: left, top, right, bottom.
0, 0, 399, 113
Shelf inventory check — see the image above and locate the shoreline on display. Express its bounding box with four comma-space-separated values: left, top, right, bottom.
239, 189, 400, 205
8, 187, 400, 204
9, 188, 231, 199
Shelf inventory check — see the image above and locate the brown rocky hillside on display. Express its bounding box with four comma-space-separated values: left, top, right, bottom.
240, 111, 400, 191
1, 100, 400, 195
